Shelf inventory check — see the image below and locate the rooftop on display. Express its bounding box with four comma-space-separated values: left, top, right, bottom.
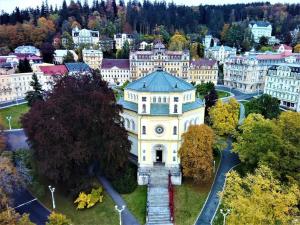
191, 59, 217, 67
126, 70, 194, 93
101, 59, 130, 69
250, 20, 271, 27
65, 63, 91, 72
39, 65, 68, 75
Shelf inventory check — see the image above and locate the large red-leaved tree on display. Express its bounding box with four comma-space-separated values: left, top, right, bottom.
21, 73, 131, 188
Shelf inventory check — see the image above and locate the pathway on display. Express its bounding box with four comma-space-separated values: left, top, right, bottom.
146, 166, 173, 225
98, 176, 140, 225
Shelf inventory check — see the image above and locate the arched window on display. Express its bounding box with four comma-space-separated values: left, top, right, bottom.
142, 126, 146, 134
174, 104, 178, 113
153, 97, 156, 103
184, 121, 189, 131
173, 126, 177, 135
125, 119, 130, 129
142, 104, 146, 113
163, 97, 166, 103
158, 97, 161, 103
131, 120, 135, 131
195, 117, 200, 125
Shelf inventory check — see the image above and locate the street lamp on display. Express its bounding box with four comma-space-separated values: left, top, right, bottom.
220, 208, 230, 225
115, 205, 126, 225
213, 160, 216, 173
48, 185, 56, 209
6, 115, 12, 130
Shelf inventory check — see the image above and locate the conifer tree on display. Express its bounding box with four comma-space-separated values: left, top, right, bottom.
25, 73, 44, 107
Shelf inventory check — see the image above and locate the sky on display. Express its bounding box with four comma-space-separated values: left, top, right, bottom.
0, 0, 299, 13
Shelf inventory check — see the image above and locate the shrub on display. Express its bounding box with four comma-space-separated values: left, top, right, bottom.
112, 164, 137, 194
74, 187, 104, 210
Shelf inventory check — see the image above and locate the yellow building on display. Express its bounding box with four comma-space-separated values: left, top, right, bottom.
118, 69, 205, 185
189, 59, 218, 85
129, 41, 190, 80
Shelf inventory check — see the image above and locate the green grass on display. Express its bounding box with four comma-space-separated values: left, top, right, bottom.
212, 205, 224, 225
217, 90, 230, 98
31, 181, 119, 225
122, 186, 147, 224
0, 103, 29, 129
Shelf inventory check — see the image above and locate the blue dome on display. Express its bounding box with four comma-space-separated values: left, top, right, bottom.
126, 70, 194, 93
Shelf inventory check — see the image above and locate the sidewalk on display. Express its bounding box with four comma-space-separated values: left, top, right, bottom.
98, 176, 140, 225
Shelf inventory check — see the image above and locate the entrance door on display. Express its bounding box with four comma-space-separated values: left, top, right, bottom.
156, 150, 162, 162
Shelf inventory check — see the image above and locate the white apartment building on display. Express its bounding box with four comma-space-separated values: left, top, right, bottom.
205, 45, 236, 64
139, 41, 153, 50
130, 41, 190, 80
249, 21, 279, 44
114, 33, 134, 50
264, 64, 300, 112
72, 26, 99, 46
82, 49, 103, 70
100, 59, 130, 85
203, 35, 218, 49
188, 59, 218, 85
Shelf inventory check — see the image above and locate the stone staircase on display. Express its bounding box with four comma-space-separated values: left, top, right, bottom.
146, 166, 173, 225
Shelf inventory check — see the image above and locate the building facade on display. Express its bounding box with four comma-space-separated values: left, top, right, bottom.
114, 33, 134, 50
205, 45, 237, 64
101, 59, 130, 85
72, 26, 99, 46
54, 50, 78, 64
249, 21, 272, 43
264, 64, 300, 112
118, 70, 205, 185
188, 59, 218, 85
14, 46, 40, 56
82, 49, 103, 69
130, 42, 190, 80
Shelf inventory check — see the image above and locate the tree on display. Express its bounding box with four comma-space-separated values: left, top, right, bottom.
62, 51, 75, 63
40, 42, 55, 63
233, 112, 300, 182
46, 212, 72, 225
245, 94, 280, 119
195, 82, 215, 97
168, 32, 188, 51
197, 43, 204, 58
116, 40, 130, 59
61, 31, 74, 50
294, 44, 300, 53
0, 157, 23, 210
178, 124, 214, 183
221, 165, 300, 225
259, 36, 269, 47
209, 98, 239, 136
25, 73, 44, 107
204, 87, 218, 116
0, 208, 34, 225
21, 73, 131, 189
17, 58, 32, 73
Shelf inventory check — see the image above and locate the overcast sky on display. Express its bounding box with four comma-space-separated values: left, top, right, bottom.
0, 0, 298, 13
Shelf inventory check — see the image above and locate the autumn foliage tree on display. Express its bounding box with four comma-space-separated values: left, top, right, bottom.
21, 73, 131, 189
0, 208, 34, 225
209, 98, 240, 136
178, 124, 214, 183
221, 165, 300, 225
46, 212, 72, 225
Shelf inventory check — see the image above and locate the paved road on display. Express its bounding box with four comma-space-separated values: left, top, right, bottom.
12, 188, 50, 225
216, 85, 258, 101
98, 176, 140, 225
0, 99, 26, 109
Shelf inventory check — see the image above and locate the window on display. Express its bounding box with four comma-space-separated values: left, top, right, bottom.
153, 97, 156, 103
174, 97, 179, 102
142, 104, 146, 113
143, 156, 146, 161
126, 119, 130, 129
173, 126, 177, 135
142, 97, 147, 102
174, 104, 178, 113
163, 97, 167, 103
158, 97, 161, 103
142, 126, 146, 134
131, 120, 135, 130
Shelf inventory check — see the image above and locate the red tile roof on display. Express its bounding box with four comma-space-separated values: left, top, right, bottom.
190, 59, 217, 67
256, 52, 293, 60
39, 65, 68, 75
101, 59, 129, 69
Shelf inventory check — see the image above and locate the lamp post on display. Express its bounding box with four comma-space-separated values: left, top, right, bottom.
213, 160, 216, 173
6, 116, 12, 130
48, 185, 56, 209
220, 208, 230, 225
115, 205, 126, 225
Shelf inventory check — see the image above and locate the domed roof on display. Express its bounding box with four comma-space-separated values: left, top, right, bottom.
126, 70, 194, 93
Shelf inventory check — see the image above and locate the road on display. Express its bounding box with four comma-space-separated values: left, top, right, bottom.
216, 85, 258, 101
4, 129, 29, 151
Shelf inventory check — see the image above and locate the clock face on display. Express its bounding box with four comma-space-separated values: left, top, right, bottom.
155, 126, 164, 134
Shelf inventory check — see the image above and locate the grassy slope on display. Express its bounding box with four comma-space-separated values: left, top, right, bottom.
0, 103, 29, 129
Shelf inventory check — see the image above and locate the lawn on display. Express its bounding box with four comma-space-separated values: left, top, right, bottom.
0, 103, 29, 129
122, 186, 147, 224
174, 150, 221, 225
31, 181, 119, 225
217, 90, 230, 98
